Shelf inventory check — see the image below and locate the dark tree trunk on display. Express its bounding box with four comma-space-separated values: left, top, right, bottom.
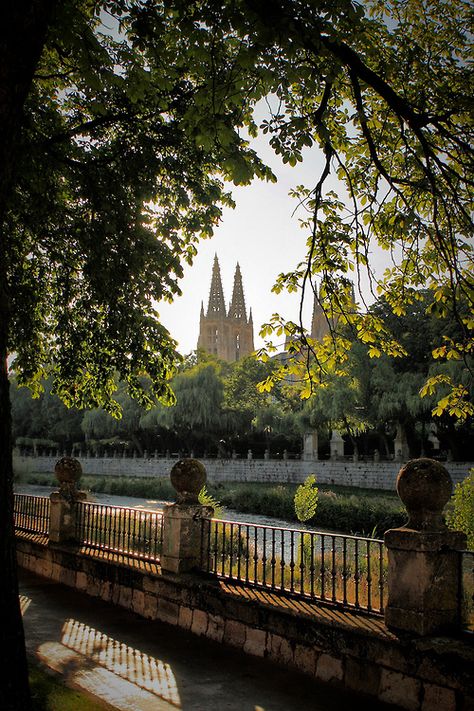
0, 3, 57, 709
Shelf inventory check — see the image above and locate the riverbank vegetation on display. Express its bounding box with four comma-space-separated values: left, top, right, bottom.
23, 473, 405, 536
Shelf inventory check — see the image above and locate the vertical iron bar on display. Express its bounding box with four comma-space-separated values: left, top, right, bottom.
367, 540, 372, 612
331, 535, 337, 603
300, 531, 305, 595
290, 530, 295, 593
355, 538, 360, 609
229, 523, 234, 579
253, 526, 258, 584
343, 537, 348, 606
244, 525, 249, 583
271, 528, 276, 589
221, 522, 226, 576
280, 529, 285, 592
379, 541, 384, 613
320, 535, 325, 600
237, 524, 242, 582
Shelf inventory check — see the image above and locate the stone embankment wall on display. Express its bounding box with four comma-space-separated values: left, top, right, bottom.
16, 536, 473, 711
14, 453, 471, 490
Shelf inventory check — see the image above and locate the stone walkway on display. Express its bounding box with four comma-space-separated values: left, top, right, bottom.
19, 569, 402, 711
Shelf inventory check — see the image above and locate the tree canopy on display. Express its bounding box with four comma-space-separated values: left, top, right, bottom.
4, 0, 473, 415
1, 1, 472, 708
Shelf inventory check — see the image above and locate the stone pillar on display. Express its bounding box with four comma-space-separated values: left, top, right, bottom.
330, 430, 344, 460
303, 432, 318, 461
384, 458, 466, 636
161, 459, 213, 574
394, 423, 410, 462
428, 430, 440, 452
49, 457, 87, 544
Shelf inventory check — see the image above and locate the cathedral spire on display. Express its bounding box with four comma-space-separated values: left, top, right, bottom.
198, 255, 254, 361
229, 262, 247, 321
311, 281, 330, 341
206, 254, 226, 317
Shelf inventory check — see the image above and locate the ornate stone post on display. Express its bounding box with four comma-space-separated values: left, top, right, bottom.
330, 430, 344, 460
303, 432, 318, 461
161, 459, 213, 574
394, 422, 410, 462
49, 457, 87, 544
384, 458, 466, 636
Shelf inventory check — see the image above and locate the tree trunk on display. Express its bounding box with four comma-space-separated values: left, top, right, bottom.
0, 3, 57, 709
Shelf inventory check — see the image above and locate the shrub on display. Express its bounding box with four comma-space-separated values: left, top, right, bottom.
294, 475, 318, 522
446, 471, 474, 549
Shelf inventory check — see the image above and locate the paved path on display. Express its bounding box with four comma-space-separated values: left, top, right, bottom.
20, 570, 399, 711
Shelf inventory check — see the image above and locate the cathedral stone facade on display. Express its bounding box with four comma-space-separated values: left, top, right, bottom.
197, 255, 254, 361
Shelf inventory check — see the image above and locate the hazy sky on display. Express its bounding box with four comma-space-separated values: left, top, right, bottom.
158, 133, 372, 356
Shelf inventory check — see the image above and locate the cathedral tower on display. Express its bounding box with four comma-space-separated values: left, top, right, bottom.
310, 282, 331, 341
197, 256, 254, 361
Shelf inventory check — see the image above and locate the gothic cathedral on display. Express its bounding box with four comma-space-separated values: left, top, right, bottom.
197, 255, 254, 361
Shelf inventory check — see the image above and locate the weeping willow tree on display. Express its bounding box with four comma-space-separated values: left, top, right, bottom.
140, 363, 225, 447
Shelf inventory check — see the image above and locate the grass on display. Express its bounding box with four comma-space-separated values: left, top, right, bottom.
29, 660, 113, 710
205, 520, 388, 612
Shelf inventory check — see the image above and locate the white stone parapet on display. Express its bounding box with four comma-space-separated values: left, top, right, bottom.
13, 453, 471, 490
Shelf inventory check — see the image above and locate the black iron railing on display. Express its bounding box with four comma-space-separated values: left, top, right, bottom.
201, 518, 387, 615
13, 493, 50, 535
75, 501, 163, 563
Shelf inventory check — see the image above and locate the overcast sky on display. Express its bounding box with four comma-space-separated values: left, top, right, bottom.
157, 131, 376, 356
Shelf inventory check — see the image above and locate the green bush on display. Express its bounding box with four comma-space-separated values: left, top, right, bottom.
294, 475, 318, 522
446, 471, 474, 549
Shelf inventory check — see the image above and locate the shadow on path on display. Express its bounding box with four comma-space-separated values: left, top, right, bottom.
19, 569, 400, 711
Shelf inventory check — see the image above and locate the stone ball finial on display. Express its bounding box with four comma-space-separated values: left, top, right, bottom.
55, 456, 82, 485
396, 458, 452, 531
170, 458, 206, 504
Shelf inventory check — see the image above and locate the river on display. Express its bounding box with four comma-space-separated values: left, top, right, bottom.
15, 483, 340, 537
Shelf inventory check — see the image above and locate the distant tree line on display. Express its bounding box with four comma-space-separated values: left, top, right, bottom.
11, 293, 473, 461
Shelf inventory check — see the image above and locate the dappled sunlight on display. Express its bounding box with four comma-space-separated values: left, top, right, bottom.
19, 595, 31, 615
59, 618, 181, 707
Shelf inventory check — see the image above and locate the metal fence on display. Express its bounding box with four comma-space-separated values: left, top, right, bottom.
75, 501, 163, 563
13, 493, 50, 535
201, 518, 387, 615
13, 494, 472, 627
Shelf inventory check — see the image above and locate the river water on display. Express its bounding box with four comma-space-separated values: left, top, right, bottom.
15, 483, 339, 535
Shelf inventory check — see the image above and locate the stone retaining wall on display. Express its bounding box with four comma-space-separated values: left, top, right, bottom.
13, 454, 471, 490
16, 537, 473, 711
